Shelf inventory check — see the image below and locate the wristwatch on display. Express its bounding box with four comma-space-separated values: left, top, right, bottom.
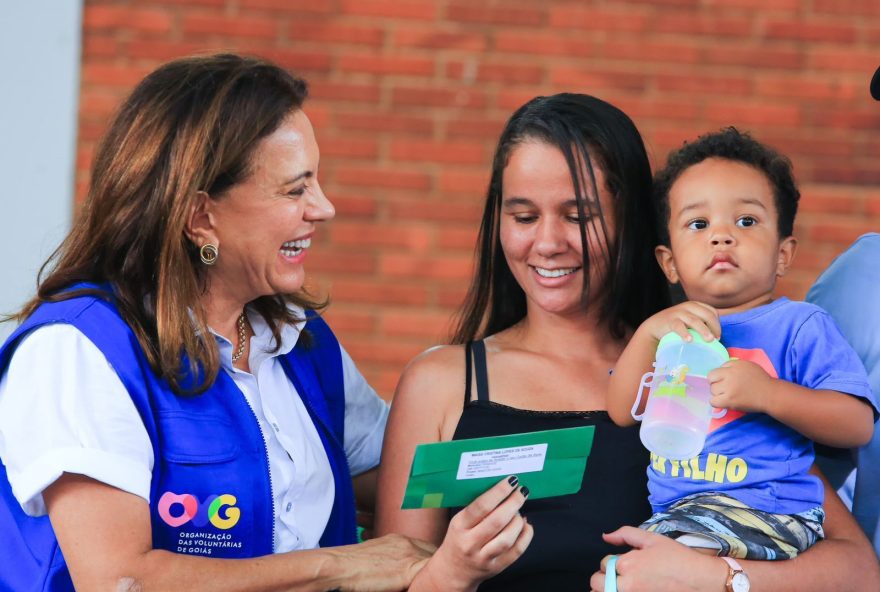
721, 557, 750, 592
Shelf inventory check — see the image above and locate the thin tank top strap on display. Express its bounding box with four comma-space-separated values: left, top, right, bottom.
472, 339, 490, 402
464, 341, 473, 405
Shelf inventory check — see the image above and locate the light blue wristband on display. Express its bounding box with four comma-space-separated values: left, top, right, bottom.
604, 555, 619, 592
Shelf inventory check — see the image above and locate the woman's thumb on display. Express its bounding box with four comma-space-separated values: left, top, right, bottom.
602, 526, 654, 549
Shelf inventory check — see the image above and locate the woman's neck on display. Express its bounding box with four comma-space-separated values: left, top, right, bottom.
201, 291, 248, 344
507, 305, 626, 363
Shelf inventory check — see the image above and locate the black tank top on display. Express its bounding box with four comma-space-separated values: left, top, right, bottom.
451, 341, 650, 591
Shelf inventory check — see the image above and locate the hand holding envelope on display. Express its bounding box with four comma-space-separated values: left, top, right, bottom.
402, 427, 594, 590
402, 426, 596, 509
410, 474, 534, 590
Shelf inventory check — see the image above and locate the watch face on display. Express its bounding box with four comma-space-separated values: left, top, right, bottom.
732, 572, 750, 592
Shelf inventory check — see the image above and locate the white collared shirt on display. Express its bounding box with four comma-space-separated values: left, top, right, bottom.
0, 309, 388, 552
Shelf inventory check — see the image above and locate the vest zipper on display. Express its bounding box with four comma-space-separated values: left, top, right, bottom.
240, 392, 277, 551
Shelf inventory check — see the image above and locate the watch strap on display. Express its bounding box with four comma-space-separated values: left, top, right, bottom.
721, 556, 746, 592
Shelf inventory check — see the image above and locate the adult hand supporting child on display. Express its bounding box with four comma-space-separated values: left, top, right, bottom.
589, 527, 726, 592
590, 469, 880, 592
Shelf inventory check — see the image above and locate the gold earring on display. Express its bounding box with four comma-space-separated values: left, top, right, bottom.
199, 243, 218, 266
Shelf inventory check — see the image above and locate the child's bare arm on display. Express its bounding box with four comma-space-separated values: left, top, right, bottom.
769, 384, 874, 447
708, 361, 874, 447
608, 301, 721, 427
607, 326, 660, 426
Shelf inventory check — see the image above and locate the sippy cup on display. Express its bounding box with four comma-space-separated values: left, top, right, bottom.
631, 329, 729, 460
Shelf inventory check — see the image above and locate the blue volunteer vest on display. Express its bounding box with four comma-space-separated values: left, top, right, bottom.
0, 285, 357, 591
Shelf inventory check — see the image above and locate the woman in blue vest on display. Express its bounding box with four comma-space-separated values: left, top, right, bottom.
0, 53, 474, 591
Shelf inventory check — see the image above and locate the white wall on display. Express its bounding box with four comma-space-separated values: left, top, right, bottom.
0, 2, 83, 341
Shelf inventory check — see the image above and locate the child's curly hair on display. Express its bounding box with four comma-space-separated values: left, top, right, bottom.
653, 126, 800, 246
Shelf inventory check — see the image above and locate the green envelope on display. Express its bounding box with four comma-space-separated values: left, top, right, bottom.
401, 426, 595, 509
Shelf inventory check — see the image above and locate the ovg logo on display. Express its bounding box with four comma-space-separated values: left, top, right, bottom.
158, 492, 241, 530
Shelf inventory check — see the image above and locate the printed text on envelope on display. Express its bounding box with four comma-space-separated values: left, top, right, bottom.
456, 443, 548, 480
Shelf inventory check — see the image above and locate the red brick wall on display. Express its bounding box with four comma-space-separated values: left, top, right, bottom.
79, 0, 880, 397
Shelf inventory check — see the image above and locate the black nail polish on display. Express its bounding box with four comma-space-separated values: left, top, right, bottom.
508, 475, 519, 487
520, 486, 530, 498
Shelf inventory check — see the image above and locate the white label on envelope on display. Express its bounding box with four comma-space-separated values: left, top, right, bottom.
456, 443, 548, 480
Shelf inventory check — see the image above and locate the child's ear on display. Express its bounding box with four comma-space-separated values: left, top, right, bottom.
655, 245, 680, 284
776, 236, 798, 277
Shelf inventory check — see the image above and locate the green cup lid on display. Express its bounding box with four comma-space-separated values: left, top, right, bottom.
657, 329, 729, 361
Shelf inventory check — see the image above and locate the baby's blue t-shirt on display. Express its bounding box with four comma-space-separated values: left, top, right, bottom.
647, 297, 877, 515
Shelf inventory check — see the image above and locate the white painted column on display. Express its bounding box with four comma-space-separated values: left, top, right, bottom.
0, 1, 82, 340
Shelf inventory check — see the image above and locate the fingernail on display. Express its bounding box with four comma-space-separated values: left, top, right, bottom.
508, 475, 519, 487
520, 486, 530, 498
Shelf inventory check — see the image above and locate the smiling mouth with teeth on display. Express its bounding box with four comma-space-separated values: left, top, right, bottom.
280, 237, 311, 257
533, 266, 579, 278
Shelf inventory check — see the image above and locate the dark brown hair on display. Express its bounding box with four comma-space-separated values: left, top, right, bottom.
15, 53, 322, 393
452, 93, 670, 343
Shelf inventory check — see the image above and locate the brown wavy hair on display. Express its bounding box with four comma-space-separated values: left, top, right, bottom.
14, 53, 324, 393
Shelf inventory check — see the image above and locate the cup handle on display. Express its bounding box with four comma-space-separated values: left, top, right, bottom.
632, 368, 656, 421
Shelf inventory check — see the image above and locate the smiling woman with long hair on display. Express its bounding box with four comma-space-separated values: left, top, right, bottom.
376, 93, 670, 590
0, 53, 432, 591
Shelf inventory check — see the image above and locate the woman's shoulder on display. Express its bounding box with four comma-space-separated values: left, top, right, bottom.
405, 343, 466, 374
396, 343, 467, 397
391, 344, 468, 432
